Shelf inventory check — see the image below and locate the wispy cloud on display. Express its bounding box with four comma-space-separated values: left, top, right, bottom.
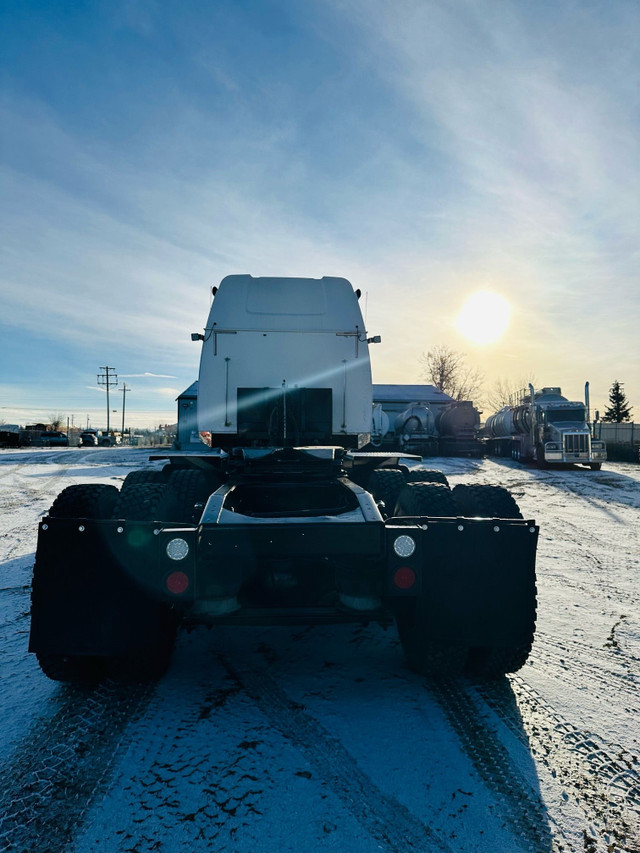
119, 373, 177, 379
329, 0, 640, 408
1, 0, 638, 419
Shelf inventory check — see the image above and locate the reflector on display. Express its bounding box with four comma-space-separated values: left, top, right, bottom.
166, 537, 189, 561
166, 571, 189, 595
393, 534, 416, 558
393, 567, 416, 590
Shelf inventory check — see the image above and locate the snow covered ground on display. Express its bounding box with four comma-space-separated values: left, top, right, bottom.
1, 447, 639, 853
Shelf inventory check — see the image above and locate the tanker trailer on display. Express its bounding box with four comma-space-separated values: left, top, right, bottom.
483, 384, 606, 469
370, 403, 391, 447
393, 403, 438, 456
436, 401, 482, 457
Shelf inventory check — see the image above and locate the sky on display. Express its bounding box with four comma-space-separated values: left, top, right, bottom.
1, 0, 638, 430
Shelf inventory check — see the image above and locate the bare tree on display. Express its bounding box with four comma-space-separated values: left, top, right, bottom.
484, 375, 537, 414
419, 345, 483, 401
48, 413, 66, 431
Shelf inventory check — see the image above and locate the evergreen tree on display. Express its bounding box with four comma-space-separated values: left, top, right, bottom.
602, 380, 632, 423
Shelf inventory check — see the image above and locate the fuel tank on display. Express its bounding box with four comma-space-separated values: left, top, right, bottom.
435, 401, 480, 437
394, 404, 437, 437
485, 405, 532, 438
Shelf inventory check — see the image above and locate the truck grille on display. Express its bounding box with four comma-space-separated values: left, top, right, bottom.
564, 434, 588, 453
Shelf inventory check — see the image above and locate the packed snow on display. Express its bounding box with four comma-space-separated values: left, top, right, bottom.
1, 447, 639, 852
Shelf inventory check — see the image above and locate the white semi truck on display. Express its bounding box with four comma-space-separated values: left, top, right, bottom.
483, 385, 607, 470
30, 276, 538, 683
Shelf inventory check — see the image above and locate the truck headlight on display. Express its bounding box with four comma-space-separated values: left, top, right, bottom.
393, 534, 416, 558
166, 537, 189, 561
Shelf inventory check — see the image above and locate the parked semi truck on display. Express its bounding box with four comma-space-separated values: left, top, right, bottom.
483, 384, 607, 469
30, 276, 538, 683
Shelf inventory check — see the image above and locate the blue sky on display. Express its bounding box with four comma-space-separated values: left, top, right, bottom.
1, 0, 638, 429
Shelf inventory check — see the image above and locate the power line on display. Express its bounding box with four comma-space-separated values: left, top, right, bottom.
97, 366, 118, 434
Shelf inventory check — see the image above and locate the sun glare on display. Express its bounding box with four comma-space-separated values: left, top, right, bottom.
455, 290, 511, 345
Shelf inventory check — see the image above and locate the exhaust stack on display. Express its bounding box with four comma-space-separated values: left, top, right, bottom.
585, 381, 590, 425
529, 383, 536, 443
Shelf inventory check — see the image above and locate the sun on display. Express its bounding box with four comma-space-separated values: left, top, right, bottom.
455, 290, 511, 345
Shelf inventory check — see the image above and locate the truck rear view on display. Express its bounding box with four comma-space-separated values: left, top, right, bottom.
29, 275, 539, 684
197, 275, 373, 449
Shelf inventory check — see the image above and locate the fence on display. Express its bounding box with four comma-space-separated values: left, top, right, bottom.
592, 422, 639, 462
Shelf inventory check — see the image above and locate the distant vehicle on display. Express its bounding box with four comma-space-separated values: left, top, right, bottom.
0, 425, 21, 448
40, 431, 69, 447
482, 384, 607, 470
80, 429, 117, 447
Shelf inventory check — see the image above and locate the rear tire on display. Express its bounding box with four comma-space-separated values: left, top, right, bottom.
33, 481, 180, 684
403, 469, 449, 487
112, 483, 172, 521
49, 484, 119, 519
394, 482, 457, 517
120, 469, 168, 490
165, 469, 214, 524
34, 485, 120, 684
367, 469, 406, 518
452, 484, 522, 519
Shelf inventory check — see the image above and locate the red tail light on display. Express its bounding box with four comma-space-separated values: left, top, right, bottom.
393, 567, 416, 590
166, 571, 189, 595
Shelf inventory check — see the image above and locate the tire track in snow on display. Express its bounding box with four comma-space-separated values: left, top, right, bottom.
428, 678, 560, 852
532, 634, 640, 702
0, 457, 36, 482
542, 569, 640, 612
0, 681, 152, 853
221, 650, 455, 853
554, 474, 640, 514
0, 458, 78, 534
475, 676, 640, 853
541, 511, 639, 564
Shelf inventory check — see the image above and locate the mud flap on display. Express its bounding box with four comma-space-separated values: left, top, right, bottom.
29, 519, 176, 656
418, 518, 538, 646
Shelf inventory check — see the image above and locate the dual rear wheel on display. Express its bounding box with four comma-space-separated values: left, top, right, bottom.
367, 468, 449, 520
33, 473, 206, 684
389, 481, 536, 678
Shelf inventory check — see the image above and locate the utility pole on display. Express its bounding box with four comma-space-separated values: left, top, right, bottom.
97, 366, 118, 433
121, 383, 130, 443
